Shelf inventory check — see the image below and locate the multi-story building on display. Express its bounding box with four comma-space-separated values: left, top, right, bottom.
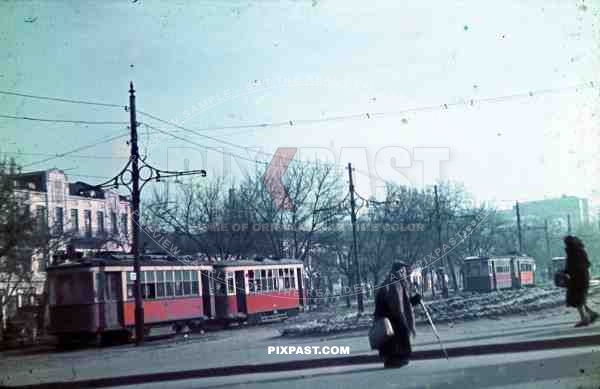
516, 195, 591, 230
1, 169, 132, 329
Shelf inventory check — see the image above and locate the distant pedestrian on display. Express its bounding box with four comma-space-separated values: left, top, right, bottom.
374, 261, 422, 368
564, 236, 598, 327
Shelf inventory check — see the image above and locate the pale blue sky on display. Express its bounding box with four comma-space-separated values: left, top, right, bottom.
1, 0, 599, 207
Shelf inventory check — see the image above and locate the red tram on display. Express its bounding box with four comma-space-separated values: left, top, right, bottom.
461, 255, 536, 293
47, 253, 305, 346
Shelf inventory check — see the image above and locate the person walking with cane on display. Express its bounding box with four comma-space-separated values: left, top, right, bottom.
373, 261, 422, 368
563, 236, 599, 327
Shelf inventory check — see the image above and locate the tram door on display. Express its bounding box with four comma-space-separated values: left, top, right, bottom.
491, 260, 498, 291
511, 258, 521, 289
235, 271, 247, 315
297, 268, 304, 307
96, 271, 123, 329
200, 270, 214, 318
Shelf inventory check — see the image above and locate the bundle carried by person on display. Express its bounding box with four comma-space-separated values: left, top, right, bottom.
554, 270, 570, 288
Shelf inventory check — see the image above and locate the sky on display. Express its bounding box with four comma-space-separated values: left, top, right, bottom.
1, 0, 599, 209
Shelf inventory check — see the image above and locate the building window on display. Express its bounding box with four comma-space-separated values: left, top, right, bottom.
70, 209, 79, 233
55, 207, 64, 235
97, 211, 104, 235
121, 214, 128, 237
111, 212, 118, 235
84, 210, 92, 237
36, 205, 47, 231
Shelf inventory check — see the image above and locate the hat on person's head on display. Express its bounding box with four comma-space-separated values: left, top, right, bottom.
564, 235, 584, 248
391, 261, 408, 273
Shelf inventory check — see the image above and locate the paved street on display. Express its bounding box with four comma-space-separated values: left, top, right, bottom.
1, 296, 599, 388
121, 346, 600, 389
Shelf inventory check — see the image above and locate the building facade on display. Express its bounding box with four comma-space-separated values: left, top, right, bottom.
1, 169, 132, 329
516, 195, 592, 230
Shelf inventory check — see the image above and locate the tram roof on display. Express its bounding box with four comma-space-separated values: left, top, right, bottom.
212, 258, 304, 268
47, 253, 303, 270
463, 254, 534, 262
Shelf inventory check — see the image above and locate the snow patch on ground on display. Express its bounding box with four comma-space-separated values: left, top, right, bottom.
280, 286, 600, 337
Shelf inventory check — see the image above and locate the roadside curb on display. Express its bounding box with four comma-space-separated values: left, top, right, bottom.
4, 333, 600, 389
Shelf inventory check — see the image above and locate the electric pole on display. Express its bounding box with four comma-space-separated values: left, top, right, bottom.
434, 185, 448, 297
544, 219, 551, 258
544, 219, 551, 282
87, 83, 207, 346
129, 82, 144, 346
516, 201, 523, 253
347, 163, 363, 314
567, 214, 572, 235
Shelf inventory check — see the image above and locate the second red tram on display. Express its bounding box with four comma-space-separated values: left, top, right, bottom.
47, 254, 305, 345
462, 255, 536, 293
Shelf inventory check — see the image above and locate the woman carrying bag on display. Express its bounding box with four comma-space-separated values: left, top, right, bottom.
562, 236, 598, 327
373, 261, 422, 368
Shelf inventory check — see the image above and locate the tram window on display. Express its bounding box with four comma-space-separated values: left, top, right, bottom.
191, 271, 199, 295
183, 270, 192, 295
284, 269, 291, 289
156, 271, 165, 298
290, 269, 296, 288
175, 271, 184, 296
256, 270, 262, 292
267, 270, 273, 291
143, 271, 156, 299
95, 272, 106, 301
248, 270, 256, 292
274, 271, 279, 290
127, 272, 134, 299
261, 270, 267, 291
226, 273, 235, 295
165, 271, 174, 297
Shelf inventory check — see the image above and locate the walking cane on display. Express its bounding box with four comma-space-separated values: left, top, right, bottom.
420, 300, 449, 359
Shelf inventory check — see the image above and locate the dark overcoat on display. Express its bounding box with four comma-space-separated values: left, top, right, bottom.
373, 275, 416, 360
565, 245, 591, 308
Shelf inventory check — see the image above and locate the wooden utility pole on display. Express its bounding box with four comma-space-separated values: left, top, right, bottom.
516, 201, 523, 253
129, 82, 144, 345
544, 219, 551, 258
347, 163, 363, 313
434, 185, 448, 297
544, 219, 551, 282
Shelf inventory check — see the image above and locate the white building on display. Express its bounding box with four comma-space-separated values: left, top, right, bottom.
1, 169, 132, 328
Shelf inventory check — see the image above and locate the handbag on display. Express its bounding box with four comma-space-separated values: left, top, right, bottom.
369, 317, 394, 350
554, 271, 570, 288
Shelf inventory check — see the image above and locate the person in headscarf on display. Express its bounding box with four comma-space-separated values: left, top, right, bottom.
373, 261, 422, 368
564, 236, 598, 327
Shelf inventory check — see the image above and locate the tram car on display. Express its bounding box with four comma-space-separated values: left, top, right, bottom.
461, 254, 536, 293
46, 253, 305, 346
